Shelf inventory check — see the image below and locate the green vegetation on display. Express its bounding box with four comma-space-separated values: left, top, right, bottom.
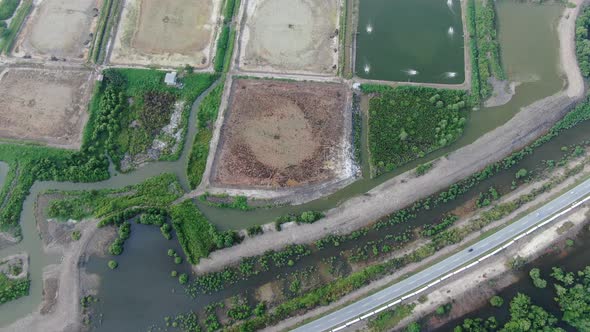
576, 5, 590, 77
490, 295, 504, 307
456, 265, 590, 331
467, 0, 504, 100
187, 82, 224, 188
170, 200, 219, 264
415, 162, 433, 176
0, 273, 29, 305
71, 230, 81, 241
363, 85, 468, 174
275, 211, 324, 230
88, 0, 121, 63
107, 260, 118, 270
88, 68, 217, 169
529, 268, 547, 288
369, 304, 416, 331
214, 0, 240, 72
198, 192, 251, 210
0, 0, 19, 20
48, 173, 183, 223
0, 0, 30, 54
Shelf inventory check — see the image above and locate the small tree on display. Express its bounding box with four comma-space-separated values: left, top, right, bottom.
108, 260, 118, 270
179, 273, 188, 284
515, 168, 528, 179
490, 295, 504, 307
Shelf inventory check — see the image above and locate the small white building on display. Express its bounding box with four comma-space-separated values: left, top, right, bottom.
164, 71, 177, 86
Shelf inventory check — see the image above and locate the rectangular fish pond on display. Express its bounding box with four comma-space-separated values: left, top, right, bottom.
355, 0, 466, 84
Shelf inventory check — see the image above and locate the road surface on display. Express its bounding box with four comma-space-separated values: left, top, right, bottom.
293, 177, 590, 332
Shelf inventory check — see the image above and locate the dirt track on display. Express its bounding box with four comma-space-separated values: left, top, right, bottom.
193, 0, 586, 275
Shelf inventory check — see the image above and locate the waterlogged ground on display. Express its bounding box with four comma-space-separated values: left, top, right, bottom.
438, 220, 590, 330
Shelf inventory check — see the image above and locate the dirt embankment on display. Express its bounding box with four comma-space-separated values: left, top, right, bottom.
192, 0, 586, 275
0, 194, 115, 332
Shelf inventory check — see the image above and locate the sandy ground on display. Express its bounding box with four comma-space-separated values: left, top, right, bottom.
237, 0, 340, 76
267, 150, 590, 331
212, 79, 351, 188
109, 0, 222, 68
192, 0, 586, 274
0, 194, 114, 332
0, 67, 95, 150
483, 77, 517, 108
13, 0, 101, 60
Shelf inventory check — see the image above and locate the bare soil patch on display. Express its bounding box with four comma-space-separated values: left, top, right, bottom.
13, 0, 102, 60
238, 0, 340, 75
109, 0, 221, 68
0, 67, 95, 149
212, 79, 350, 189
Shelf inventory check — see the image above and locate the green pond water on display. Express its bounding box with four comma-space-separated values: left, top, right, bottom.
355, 0, 465, 83
0, 1, 569, 328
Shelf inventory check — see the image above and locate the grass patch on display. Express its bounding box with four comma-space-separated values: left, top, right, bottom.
214, 0, 240, 72
0, 0, 19, 20
187, 82, 224, 189
368, 303, 416, 332
363, 85, 468, 175
170, 200, 218, 264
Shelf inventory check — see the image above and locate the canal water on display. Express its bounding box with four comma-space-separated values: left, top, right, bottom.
0, 1, 572, 329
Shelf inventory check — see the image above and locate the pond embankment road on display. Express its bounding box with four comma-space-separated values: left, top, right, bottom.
293, 176, 590, 332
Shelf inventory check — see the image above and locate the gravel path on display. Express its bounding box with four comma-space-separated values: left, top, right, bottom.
193, 0, 586, 275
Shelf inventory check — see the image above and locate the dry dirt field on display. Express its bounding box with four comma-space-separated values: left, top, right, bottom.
238, 0, 340, 75
211, 79, 350, 188
109, 0, 221, 68
13, 0, 102, 60
0, 67, 95, 149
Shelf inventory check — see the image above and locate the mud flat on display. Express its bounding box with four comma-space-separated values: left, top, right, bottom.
237, 0, 340, 75
12, 0, 102, 60
208, 79, 353, 198
0, 67, 94, 149
109, 0, 222, 68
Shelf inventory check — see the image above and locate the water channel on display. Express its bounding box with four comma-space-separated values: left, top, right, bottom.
0, 1, 570, 329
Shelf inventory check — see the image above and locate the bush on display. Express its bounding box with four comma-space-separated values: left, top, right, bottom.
170, 270, 178, 277
108, 260, 118, 269
530, 268, 547, 288
247, 225, 263, 236
490, 295, 504, 307
71, 230, 81, 241
174, 256, 182, 264
179, 273, 188, 285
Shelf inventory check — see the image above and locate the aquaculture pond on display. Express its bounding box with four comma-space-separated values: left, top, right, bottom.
437, 221, 590, 331
0, 1, 570, 328
355, 0, 465, 83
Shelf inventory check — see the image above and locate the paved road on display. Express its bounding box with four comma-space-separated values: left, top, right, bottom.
293, 177, 590, 332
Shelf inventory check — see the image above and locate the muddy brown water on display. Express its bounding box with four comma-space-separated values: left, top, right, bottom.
0, 1, 568, 328
435, 224, 590, 332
